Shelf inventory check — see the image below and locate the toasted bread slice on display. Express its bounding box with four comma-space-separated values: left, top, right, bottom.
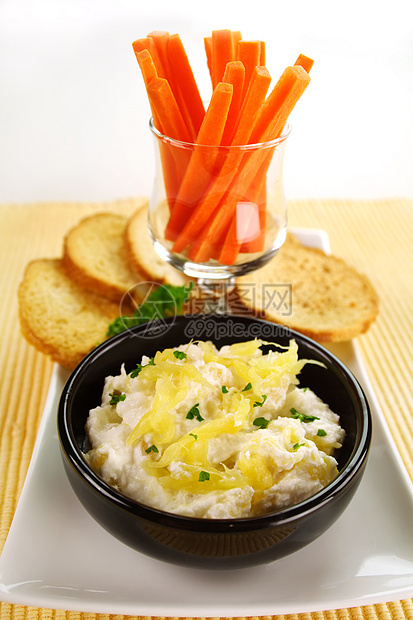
125, 206, 189, 287
18, 258, 121, 368
63, 212, 143, 302
235, 233, 379, 342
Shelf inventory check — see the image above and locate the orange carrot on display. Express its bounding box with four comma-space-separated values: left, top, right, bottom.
144, 76, 193, 211
136, 49, 158, 87
134, 49, 182, 211
239, 172, 267, 253
237, 40, 262, 97
231, 30, 242, 49
221, 159, 268, 262
295, 53, 314, 73
135, 49, 162, 132
132, 37, 166, 78
221, 61, 245, 145
219, 201, 260, 264
148, 31, 199, 141
165, 82, 234, 242
146, 77, 191, 142
167, 34, 205, 137
259, 40, 266, 66
172, 66, 272, 255
204, 36, 213, 83
231, 65, 272, 143
211, 29, 234, 88
147, 31, 171, 78
249, 64, 311, 144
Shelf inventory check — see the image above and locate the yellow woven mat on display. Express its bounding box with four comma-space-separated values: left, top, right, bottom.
0, 197, 412, 620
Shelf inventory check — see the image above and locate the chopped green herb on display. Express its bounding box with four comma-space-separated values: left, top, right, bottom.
222, 385, 229, 394
317, 428, 327, 437
109, 392, 126, 405
253, 417, 270, 429
129, 357, 155, 378
290, 407, 320, 423
253, 394, 267, 407
293, 442, 305, 451
106, 282, 194, 337
173, 350, 187, 360
129, 364, 143, 378
189, 433, 198, 440
145, 444, 159, 454
186, 403, 204, 422
242, 382, 252, 392
198, 471, 210, 482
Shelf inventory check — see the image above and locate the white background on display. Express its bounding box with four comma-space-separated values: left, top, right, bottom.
1, 0, 413, 204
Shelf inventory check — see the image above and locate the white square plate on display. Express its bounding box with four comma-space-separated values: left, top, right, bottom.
1, 229, 413, 616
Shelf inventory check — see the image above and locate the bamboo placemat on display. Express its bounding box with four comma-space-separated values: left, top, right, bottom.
0, 197, 412, 620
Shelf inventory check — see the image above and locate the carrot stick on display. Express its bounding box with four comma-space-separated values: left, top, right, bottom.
167, 34, 205, 137
147, 31, 171, 79
136, 49, 159, 87
249, 64, 311, 144
146, 77, 191, 142
219, 200, 261, 264
204, 36, 213, 83
134, 49, 182, 211
211, 29, 234, 88
145, 77, 193, 212
221, 61, 245, 145
239, 174, 267, 253
231, 30, 242, 50
172, 65, 272, 255
132, 37, 166, 78
148, 30, 198, 141
295, 53, 314, 73
222, 159, 268, 261
231, 65, 272, 143
165, 82, 234, 242
135, 49, 163, 132
259, 40, 266, 66
236, 40, 262, 97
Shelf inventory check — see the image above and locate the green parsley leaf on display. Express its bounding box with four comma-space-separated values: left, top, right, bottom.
106, 283, 194, 337
222, 385, 229, 394
242, 382, 252, 392
173, 350, 187, 360
198, 471, 210, 482
109, 392, 126, 405
317, 428, 327, 437
253, 417, 270, 429
290, 407, 320, 423
186, 403, 204, 422
145, 444, 159, 454
293, 442, 305, 451
129, 363, 143, 378
129, 357, 155, 378
253, 394, 267, 407
189, 433, 198, 440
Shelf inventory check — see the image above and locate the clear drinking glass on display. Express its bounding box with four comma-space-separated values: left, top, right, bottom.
147, 118, 290, 305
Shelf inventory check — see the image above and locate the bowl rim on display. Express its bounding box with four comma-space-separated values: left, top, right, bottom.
58, 314, 372, 532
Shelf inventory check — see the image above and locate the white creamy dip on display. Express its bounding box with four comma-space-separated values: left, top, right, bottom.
85, 339, 345, 519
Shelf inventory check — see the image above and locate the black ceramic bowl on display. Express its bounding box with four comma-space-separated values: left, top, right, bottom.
58, 314, 372, 569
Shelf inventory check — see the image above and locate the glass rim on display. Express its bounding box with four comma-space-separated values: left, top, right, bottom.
149, 117, 292, 150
